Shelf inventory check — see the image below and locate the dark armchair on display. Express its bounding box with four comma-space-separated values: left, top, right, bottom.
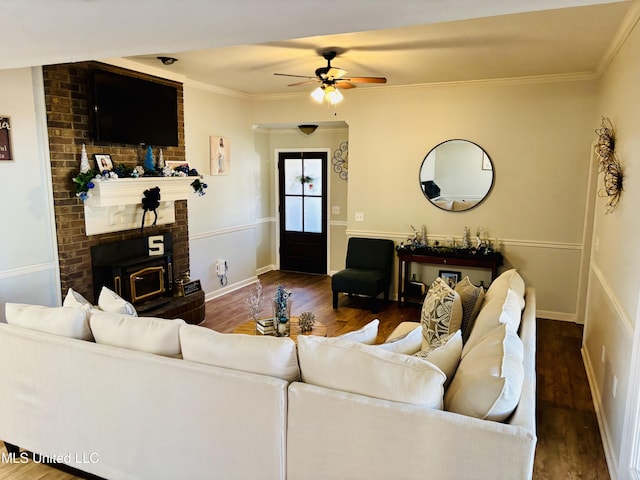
332, 237, 395, 310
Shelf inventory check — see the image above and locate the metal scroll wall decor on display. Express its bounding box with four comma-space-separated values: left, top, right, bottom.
332, 141, 348, 181
594, 117, 623, 214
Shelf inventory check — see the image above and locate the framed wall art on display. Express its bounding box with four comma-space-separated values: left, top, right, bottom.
210, 136, 230, 175
0, 116, 13, 161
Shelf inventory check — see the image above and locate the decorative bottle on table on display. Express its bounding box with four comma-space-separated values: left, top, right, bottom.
273, 285, 292, 337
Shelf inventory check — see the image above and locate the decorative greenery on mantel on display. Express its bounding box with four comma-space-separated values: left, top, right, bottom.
72, 163, 207, 201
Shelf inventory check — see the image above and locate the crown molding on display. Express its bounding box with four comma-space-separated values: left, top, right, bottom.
597, 0, 640, 75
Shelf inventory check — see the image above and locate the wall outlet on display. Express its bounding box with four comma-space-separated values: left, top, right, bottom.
601, 345, 606, 364
331, 206, 340, 215
594, 236, 599, 251
355, 212, 364, 222
612, 375, 618, 398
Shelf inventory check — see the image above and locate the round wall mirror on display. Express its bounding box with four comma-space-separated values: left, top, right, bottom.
419, 139, 494, 212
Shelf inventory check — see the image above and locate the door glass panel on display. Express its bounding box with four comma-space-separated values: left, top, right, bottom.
285, 196, 302, 232
304, 197, 322, 233
303, 157, 322, 196
284, 158, 303, 195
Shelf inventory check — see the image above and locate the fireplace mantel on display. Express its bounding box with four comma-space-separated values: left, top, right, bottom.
83, 177, 194, 235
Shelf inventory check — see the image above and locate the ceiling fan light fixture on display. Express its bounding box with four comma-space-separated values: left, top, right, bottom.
324, 86, 343, 105
310, 86, 325, 103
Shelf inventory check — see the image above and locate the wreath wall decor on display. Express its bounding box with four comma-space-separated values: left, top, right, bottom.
594, 117, 623, 214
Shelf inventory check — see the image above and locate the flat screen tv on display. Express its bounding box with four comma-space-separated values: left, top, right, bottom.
90, 69, 179, 147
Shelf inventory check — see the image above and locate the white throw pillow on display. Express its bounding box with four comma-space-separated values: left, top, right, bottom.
5, 303, 93, 340
444, 323, 524, 422
179, 325, 300, 382
63, 288, 93, 310
413, 330, 462, 384
98, 286, 137, 316
338, 319, 380, 344
454, 277, 485, 342
377, 324, 422, 355
421, 277, 463, 345
298, 335, 445, 409
90, 311, 184, 356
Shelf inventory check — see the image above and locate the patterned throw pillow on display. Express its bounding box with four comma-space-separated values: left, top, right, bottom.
454, 277, 485, 343
421, 277, 463, 345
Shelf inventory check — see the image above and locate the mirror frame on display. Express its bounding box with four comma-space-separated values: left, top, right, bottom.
419, 139, 495, 212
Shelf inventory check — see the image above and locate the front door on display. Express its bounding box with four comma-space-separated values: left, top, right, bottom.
278, 151, 327, 274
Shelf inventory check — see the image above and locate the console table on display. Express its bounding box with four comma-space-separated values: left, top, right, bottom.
397, 248, 503, 306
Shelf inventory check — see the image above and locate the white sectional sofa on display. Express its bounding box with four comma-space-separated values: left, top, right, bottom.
0, 270, 536, 480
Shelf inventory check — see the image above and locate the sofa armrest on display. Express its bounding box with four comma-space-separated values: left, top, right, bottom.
287, 382, 536, 480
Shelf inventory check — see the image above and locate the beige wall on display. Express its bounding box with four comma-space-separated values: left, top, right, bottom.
0, 67, 60, 319
183, 84, 262, 297
252, 79, 597, 319
583, 10, 640, 476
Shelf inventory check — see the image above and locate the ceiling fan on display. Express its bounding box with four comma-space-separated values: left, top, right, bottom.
274, 50, 387, 104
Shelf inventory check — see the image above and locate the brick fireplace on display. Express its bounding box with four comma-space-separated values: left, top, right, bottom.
43, 61, 190, 304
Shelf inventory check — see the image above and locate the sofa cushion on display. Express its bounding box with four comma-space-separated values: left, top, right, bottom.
421, 277, 463, 345
97, 286, 137, 316
378, 324, 422, 355
90, 311, 184, 356
413, 330, 462, 384
5, 303, 93, 340
463, 288, 524, 357
454, 277, 485, 342
338, 319, 379, 344
179, 325, 300, 382
444, 323, 524, 421
484, 269, 525, 307
297, 335, 445, 409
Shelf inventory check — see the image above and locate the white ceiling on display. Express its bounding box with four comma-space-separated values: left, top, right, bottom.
0, 0, 633, 96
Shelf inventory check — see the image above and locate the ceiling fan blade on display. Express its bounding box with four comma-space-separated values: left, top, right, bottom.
326, 67, 347, 79
335, 81, 356, 89
274, 73, 316, 80
343, 76, 387, 84
287, 79, 320, 87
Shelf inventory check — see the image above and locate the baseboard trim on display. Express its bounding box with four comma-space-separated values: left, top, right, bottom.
204, 276, 258, 302
582, 346, 618, 479
256, 264, 276, 276
536, 310, 577, 323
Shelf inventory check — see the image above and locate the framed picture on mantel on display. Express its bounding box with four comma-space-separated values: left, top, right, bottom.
94, 153, 113, 172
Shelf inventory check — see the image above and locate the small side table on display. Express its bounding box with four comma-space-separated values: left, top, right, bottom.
233, 317, 327, 342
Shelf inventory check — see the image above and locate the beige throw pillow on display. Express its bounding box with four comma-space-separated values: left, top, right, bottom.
179, 325, 300, 382
5, 303, 93, 340
377, 324, 422, 355
454, 277, 485, 343
298, 335, 445, 409
421, 277, 463, 345
413, 330, 462, 385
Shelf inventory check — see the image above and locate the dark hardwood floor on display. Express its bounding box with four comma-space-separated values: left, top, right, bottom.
1, 270, 610, 479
